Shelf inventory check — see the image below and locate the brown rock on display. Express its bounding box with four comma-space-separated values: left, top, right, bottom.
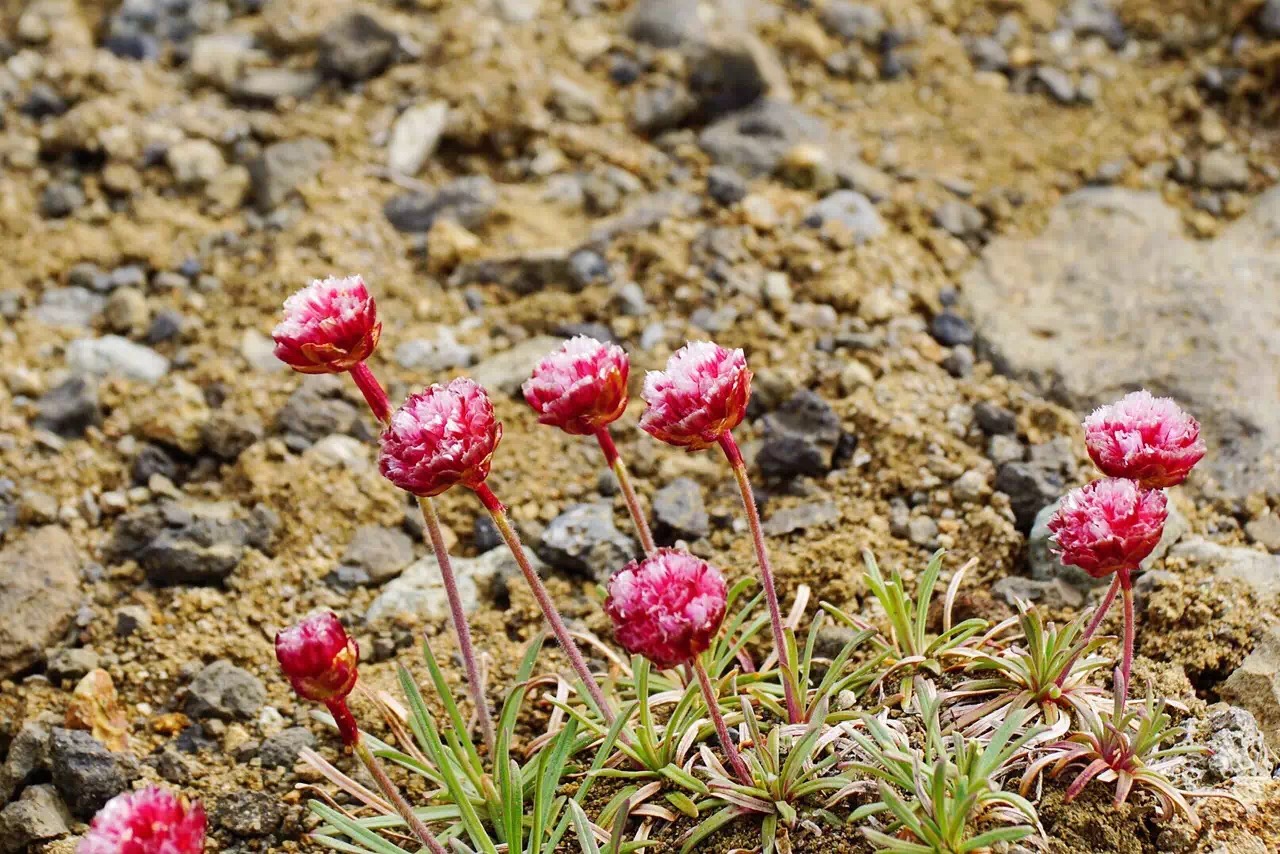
0, 527, 81, 679
1221, 626, 1280, 751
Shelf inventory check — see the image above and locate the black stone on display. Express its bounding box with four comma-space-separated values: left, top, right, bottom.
930, 312, 975, 347
50, 729, 136, 819
33, 377, 101, 437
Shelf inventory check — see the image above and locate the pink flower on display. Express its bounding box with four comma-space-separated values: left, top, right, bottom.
640, 342, 752, 451
273, 276, 381, 374
522, 337, 630, 435
275, 612, 359, 703
79, 787, 205, 854
1047, 478, 1168, 579
604, 548, 728, 669
379, 378, 502, 496
1083, 391, 1206, 488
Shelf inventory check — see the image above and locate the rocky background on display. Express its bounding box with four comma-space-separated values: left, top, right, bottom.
1, 0, 1279, 851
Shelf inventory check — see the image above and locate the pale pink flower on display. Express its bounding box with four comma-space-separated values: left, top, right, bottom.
79, 787, 205, 854
273, 276, 381, 374
1047, 478, 1168, 579
604, 548, 728, 669
522, 337, 630, 435
639, 342, 752, 451
1083, 391, 1206, 488
379, 378, 502, 496
275, 612, 359, 704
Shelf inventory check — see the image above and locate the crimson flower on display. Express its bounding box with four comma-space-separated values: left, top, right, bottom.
379, 378, 502, 496
604, 548, 728, 669
522, 336, 630, 435
640, 342, 752, 451
275, 612, 360, 703
272, 275, 382, 374
79, 787, 205, 854
1083, 391, 1206, 489
1048, 478, 1168, 579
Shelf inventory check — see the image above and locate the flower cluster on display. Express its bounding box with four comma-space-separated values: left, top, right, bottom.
604, 549, 728, 669
523, 336, 629, 435
272, 276, 381, 375
79, 787, 205, 854
640, 341, 751, 450
379, 378, 502, 496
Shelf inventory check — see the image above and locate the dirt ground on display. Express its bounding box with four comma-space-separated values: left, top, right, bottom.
1, 0, 1278, 851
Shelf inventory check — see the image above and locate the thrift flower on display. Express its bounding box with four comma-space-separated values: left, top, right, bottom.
640, 342, 752, 451
1048, 478, 1168, 579
604, 548, 728, 669
379, 378, 502, 496
79, 787, 205, 854
275, 612, 359, 704
1083, 390, 1206, 488
273, 275, 381, 374
522, 336, 630, 435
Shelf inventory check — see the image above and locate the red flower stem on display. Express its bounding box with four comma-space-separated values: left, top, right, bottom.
1055, 572, 1123, 688
326, 698, 361, 747
1118, 569, 1135, 697
343, 363, 495, 752
349, 361, 391, 423
472, 482, 615, 725
692, 656, 753, 786
595, 428, 656, 554
416, 496, 496, 754
352, 738, 449, 854
718, 434, 803, 725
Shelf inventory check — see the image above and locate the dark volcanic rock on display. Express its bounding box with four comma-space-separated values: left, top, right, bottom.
109, 502, 251, 585
537, 502, 639, 582
317, 13, 399, 82
50, 729, 136, 819
653, 478, 710, 544
757, 389, 846, 479
185, 659, 266, 720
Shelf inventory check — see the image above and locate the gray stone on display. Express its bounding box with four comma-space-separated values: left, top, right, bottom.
468, 335, 564, 397
46, 647, 100, 683
317, 13, 398, 82
166, 139, 225, 188
967, 36, 1009, 72
1245, 514, 1280, 552
907, 516, 939, 547
626, 0, 704, 48
934, 200, 985, 237
0, 719, 52, 805
653, 478, 709, 544
185, 660, 266, 721
50, 728, 136, 819
963, 187, 1280, 496
1262, 0, 1280, 38
109, 502, 251, 586
1034, 66, 1076, 104
251, 138, 332, 211
687, 38, 774, 123
393, 328, 474, 372
258, 726, 315, 769
931, 312, 974, 347
33, 287, 105, 328
275, 377, 362, 443
0, 528, 82, 680
700, 100, 828, 176
0, 784, 71, 852
537, 502, 638, 582
1220, 626, 1280, 751
67, 336, 169, 383
631, 84, 696, 134
1171, 538, 1280, 600
707, 166, 747, 206
33, 377, 100, 437
202, 410, 265, 460
338, 525, 415, 585
1175, 705, 1274, 787
40, 183, 84, 218
819, 1, 885, 44
973, 401, 1016, 435
942, 345, 975, 378
365, 548, 516, 628
952, 469, 989, 502
384, 176, 498, 233
115, 605, 151, 637
1197, 149, 1249, 190
1061, 0, 1127, 49
804, 191, 884, 243
987, 434, 1024, 467
758, 389, 846, 479
991, 576, 1084, 610
387, 101, 448, 176
213, 791, 284, 837
996, 462, 1065, 534
1029, 497, 1189, 588
763, 499, 841, 536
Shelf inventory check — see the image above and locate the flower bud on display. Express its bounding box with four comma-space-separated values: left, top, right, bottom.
1048, 478, 1168, 579
273, 275, 381, 374
604, 548, 728, 669
1083, 390, 1206, 489
378, 378, 502, 496
523, 336, 629, 435
275, 612, 359, 703
640, 342, 751, 451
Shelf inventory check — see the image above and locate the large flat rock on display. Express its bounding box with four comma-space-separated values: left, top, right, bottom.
0, 527, 82, 679
964, 187, 1280, 496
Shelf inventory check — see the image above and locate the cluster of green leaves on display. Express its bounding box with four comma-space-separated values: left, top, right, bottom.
302, 550, 1223, 854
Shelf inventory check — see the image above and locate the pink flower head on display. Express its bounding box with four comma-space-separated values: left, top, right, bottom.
275, 612, 359, 703
272, 275, 382, 374
1047, 478, 1168, 579
1082, 391, 1206, 489
522, 336, 630, 435
79, 786, 205, 854
604, 548, 728, 669
379, 378, 502, 496
640, 342, 752, 451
